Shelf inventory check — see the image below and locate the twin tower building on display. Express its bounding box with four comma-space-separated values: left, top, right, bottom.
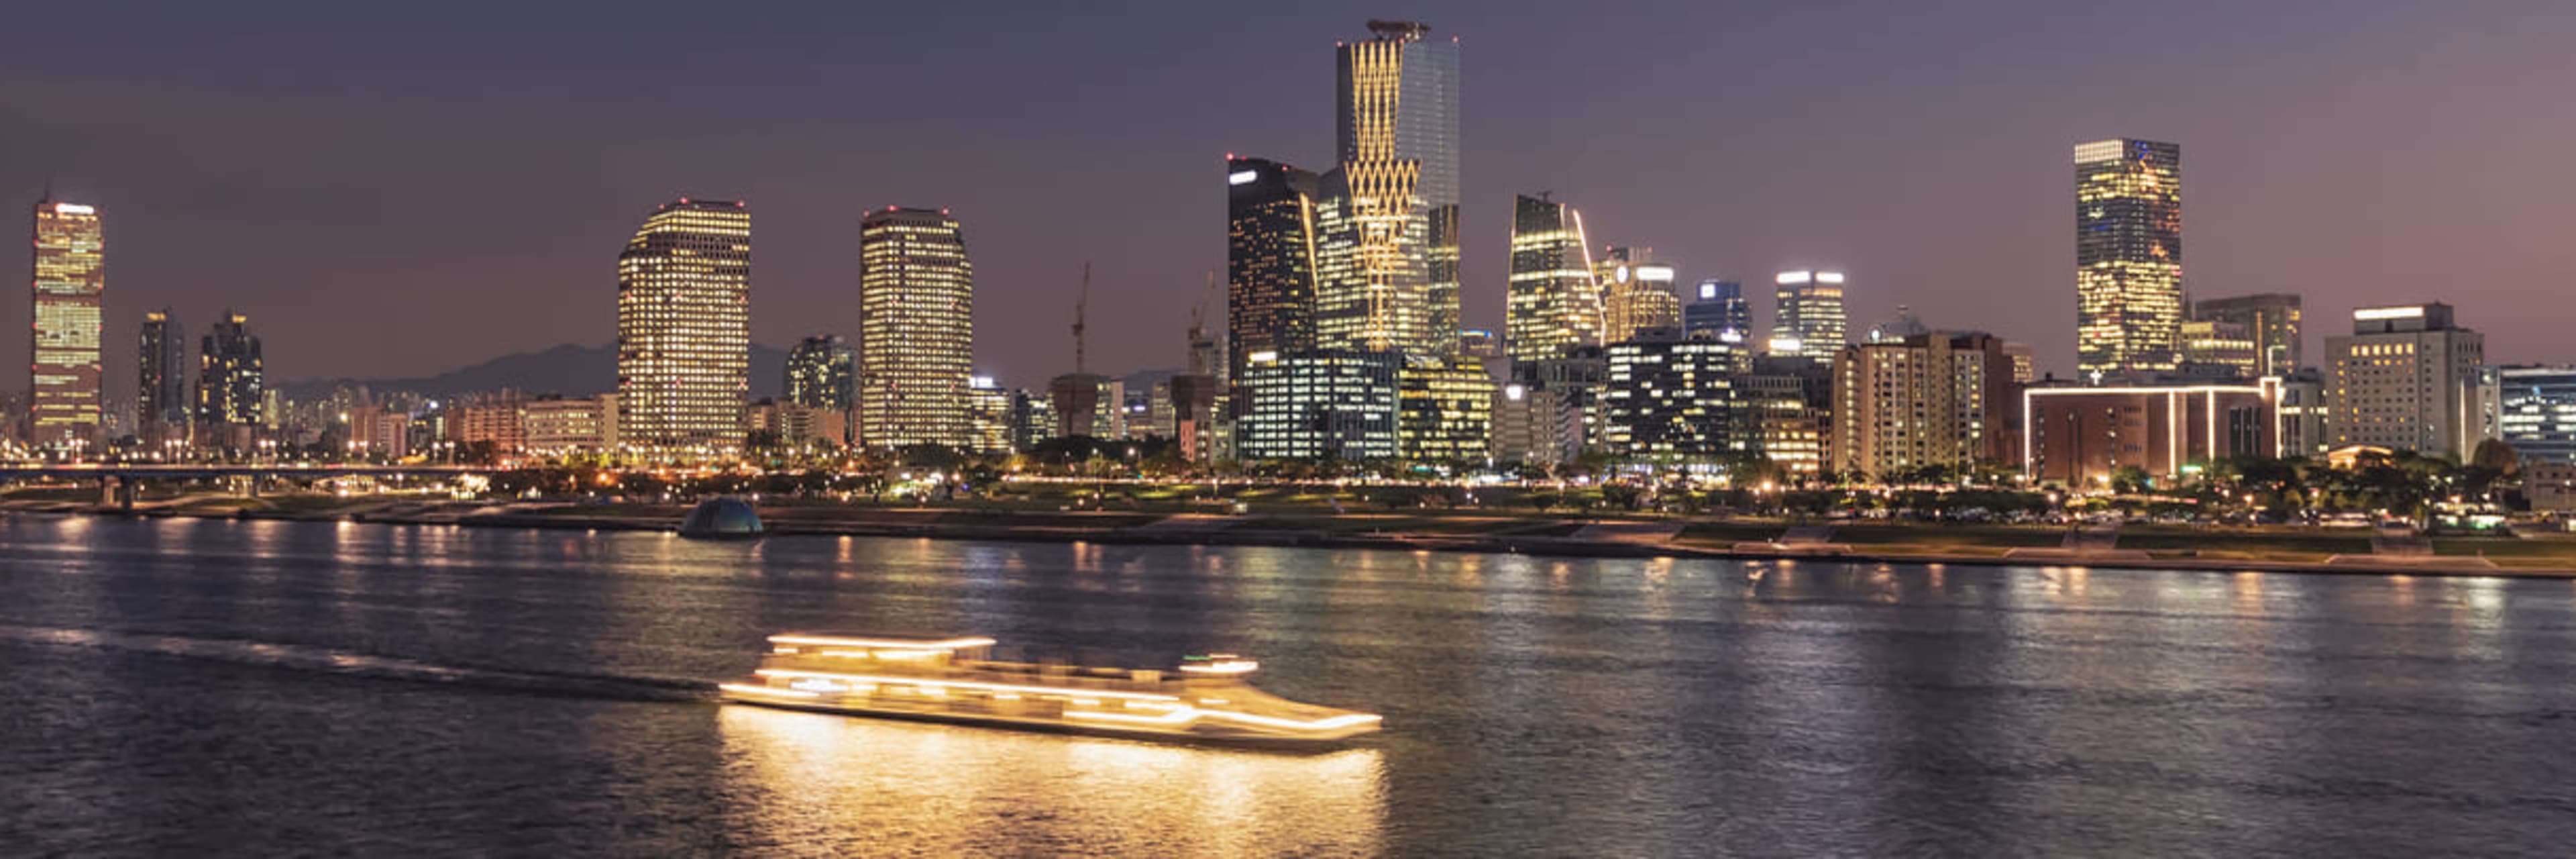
614, 200, 973, 450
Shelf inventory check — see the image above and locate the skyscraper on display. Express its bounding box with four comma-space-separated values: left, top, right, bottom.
195, 309, 262, 450
30, 197, 104, 447
1323, 19, 1460, 358
1768, 270, 1847, 359
2194, 293, 2302, 376
1505, 194, 1603, 363
2074, 138, 2184, 378
1596, 247, 1680, 344
1684, 279, 1752, 344
1226, 157, 1322, 385
139, 309, 188, 447
616, 198, 751, 450
786, 334, 856, 412
857, 207, 976, 449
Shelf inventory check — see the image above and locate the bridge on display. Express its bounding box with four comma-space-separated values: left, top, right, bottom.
0, 464, 497, 508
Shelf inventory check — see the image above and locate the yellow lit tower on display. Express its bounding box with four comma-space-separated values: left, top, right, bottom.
30, 195, 105, 449
1318, 19, 1460, 359
2074, 138, 2182, 378
857, 207, 976, 449
616, 198, 752, 452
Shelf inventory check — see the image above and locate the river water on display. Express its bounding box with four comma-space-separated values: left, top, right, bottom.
3, 515, 2573, 856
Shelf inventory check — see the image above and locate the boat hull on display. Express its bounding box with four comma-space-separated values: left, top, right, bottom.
720, 693, 1375, 750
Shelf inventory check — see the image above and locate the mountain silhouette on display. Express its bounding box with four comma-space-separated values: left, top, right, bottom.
280, 342, 790, 401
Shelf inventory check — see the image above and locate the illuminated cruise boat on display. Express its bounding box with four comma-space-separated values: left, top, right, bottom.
718, 634, 1383, 746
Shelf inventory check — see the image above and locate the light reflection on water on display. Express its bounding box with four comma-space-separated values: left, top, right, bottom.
9, 515, 2576, 856
718, 705, 1385, 856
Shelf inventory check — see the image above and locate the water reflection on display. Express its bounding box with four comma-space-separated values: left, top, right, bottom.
718, 705, 1385, 855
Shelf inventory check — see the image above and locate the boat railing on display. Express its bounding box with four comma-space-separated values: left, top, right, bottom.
761, 652, 1250, 696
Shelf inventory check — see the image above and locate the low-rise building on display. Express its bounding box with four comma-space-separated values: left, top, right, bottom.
2270, 370, 2328, 459
2498, 366, 2576, 464
1831, 332, 2021, 480
1601, 328, 1741, 459
524, 395, 619, 453
452, 399, 527, 454
2528, 461, 2576, 513
1237, 350, 1398, 461
1493, 382, 1583, 468
1397, 360, 1494, 462
2324, 303, 2491, 459
2023, 383, 2276, 486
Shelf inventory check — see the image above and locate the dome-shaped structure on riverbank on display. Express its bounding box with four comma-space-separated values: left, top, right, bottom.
679, 497, 763, 539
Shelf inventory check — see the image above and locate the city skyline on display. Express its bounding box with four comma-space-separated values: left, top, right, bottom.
9, 4, 2576, 395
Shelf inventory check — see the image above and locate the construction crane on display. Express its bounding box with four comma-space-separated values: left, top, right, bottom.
1071, 261, 1091, 376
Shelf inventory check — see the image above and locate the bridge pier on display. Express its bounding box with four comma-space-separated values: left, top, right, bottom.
97, 475, 134, 511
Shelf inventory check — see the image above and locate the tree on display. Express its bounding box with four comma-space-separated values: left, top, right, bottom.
2109, 465, 2153, 495
2471, 439, 2522, 476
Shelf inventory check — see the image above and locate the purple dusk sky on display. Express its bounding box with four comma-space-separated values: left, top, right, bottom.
6, 1, 2573, 395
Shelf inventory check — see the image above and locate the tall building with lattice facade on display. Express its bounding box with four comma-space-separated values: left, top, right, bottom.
1320, 20, 1459, 359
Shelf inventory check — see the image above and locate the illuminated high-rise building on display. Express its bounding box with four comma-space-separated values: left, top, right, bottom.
195, 309, 263, 450
967, 375, 1013, 454
1595, 246, 1680, 344
1322, 19, 1460, 359
1238, 350, 1399, 460
30, 197, 104, 447
1505, 194, 1603, 363
1684, 279, 1752, 345
2325, 303, 2489, 458
1226, 157, 1322, 385
139, 309, 189, 447
1768, 270, 1847, 358
786, 334, 856, 412
2194, 293, 2302, 377
1603, 330, 1743, 459
857, 207, 976, 449
2176, 319, 2259, 380
616, 198, 751, 450
1832, 332, 2021, 478
1396, 360, 1493, 462
2074, 138, 2184, 377
2498, 366, 2576, 464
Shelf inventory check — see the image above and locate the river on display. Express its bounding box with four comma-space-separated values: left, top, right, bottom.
3, 515, 2573, 856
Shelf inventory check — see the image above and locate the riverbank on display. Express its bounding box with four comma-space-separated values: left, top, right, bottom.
11, 494, 2574, 578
